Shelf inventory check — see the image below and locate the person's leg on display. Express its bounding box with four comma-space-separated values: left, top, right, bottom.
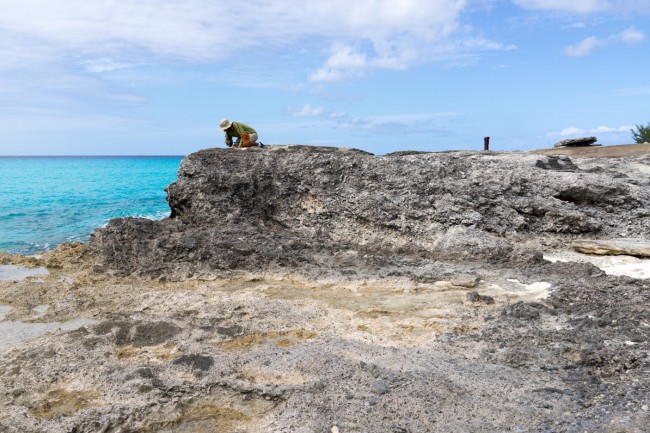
239, 132, 259, 147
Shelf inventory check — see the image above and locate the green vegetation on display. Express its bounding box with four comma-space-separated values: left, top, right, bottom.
631, 122, 650, 143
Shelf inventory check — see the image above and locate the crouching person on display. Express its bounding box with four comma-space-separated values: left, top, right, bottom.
219, 118, 263, 148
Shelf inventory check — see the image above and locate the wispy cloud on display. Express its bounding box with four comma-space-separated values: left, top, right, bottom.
615, 86, 650, 96
0, 0, 516, 83
512, 0, 650, 14
512, 0, 610, 14
564, 26, 645, 57
290, 104, 324, 117
332, 111, 462, 135
82, 58, 142, 73
551, 125, 633, 137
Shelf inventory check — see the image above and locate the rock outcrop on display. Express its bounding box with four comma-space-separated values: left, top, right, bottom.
88, 146, 650, 280
2, 145, 650, 432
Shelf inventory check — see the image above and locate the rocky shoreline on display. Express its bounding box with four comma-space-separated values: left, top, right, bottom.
1, 146, 649, 432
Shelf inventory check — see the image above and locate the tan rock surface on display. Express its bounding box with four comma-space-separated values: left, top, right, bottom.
572, 238, 650, 257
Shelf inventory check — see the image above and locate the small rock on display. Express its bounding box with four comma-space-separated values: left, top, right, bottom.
642, 405, 649, 411
368, 396, 381, 406
371, 381, 389, 395
466, 291, 495, 304
331, 426, 340, 433
451, 274, 480, 288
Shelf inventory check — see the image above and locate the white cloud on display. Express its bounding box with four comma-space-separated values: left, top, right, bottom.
512, 0, 609, 14
553, 125, 633, 136
291, 104, 324, 117
620, 27, 645, 43
83, 58, 141, 73
559, 127, 586, 136
564, 26, 645, 57
564, 36, 604, 57
512, 0, 650, 14
333, 111, 461, 134
591, 125, 634, 134
0, 0, 516, 83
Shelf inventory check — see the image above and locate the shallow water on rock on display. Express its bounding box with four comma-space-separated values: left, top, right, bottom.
0, 265, 48, 281
0, 305, 96, 353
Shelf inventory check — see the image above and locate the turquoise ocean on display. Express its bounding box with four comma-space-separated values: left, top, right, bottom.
0, 156, 183, 255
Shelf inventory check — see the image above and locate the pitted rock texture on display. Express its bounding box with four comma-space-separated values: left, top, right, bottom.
2, 146, 650, 432
87, 146, 650, 279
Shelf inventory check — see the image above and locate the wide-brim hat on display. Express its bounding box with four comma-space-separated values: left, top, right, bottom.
219, 118, 233, 130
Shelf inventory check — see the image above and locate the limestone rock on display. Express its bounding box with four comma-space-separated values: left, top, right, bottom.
553, 136, 598, 148
572, 239, 650, 257
87, 146, 650, 279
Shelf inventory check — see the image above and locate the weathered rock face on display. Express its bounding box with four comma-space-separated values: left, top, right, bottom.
3, 146, 650, 433
88, 146, 650, 279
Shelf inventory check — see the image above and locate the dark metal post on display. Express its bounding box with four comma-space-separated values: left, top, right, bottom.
484, 136, 490, 151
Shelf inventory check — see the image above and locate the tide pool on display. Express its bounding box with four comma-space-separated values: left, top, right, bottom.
0, 156, 182, 255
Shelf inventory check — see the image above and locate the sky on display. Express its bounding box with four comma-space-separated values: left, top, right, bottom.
0, 0, 648, 156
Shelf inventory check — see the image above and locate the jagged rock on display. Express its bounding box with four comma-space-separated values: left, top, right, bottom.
87, 146, 650, 279
572, 239, 650, 257
3, 145, 650, 433
466, 291, 495, 304
553, 136, 598, 148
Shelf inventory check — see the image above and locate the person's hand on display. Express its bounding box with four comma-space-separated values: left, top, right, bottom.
225, 137, 232, 147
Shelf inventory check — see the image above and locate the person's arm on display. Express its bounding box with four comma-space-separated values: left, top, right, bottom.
224, 131, 233, 147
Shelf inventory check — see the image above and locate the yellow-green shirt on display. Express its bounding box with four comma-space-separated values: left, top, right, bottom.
224, 121, 256, 141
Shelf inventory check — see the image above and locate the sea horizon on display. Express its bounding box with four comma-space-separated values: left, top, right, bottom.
0, 155, 185, 158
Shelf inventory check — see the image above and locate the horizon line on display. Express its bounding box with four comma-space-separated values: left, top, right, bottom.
0, 154, 186, 157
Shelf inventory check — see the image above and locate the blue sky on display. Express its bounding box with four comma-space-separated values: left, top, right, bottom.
0, 0, 648, 155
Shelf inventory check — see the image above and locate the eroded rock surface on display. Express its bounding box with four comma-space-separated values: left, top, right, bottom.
1, 146, 649, 432
88, 146, 650, 280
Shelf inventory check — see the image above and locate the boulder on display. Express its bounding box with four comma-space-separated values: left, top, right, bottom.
553, 137, 598, 148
